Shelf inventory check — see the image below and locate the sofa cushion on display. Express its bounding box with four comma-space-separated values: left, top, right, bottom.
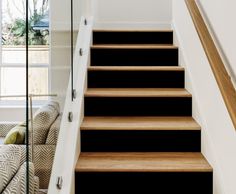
33, 101, 60, 144
4, 124, 25, 145
0, 145, 22, 193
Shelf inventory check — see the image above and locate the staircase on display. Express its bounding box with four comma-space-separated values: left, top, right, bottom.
75, 30, 213, 193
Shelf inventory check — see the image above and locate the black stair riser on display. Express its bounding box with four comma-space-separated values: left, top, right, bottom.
91, 48, 178, 66
88, 70, 185, 88
75, 172, 213, 194
84, 97, 192, 116
81, 130, 201, 152
93, 31, 173, 44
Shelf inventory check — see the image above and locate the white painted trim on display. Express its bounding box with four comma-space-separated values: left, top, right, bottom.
48, 16, 93, 194
51, 46, 75, 49
51, 22, 80, 32
93, 21, 172, 30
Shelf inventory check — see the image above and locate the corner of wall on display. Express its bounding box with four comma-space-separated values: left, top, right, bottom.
172, 16, 227, 194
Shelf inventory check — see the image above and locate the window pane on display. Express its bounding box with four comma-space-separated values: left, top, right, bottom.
1, 0, 50, 101
2, 0, 49, 46
1, 68, 26, 98
2, 46, 49, 65
29, 67, 49, 100
1, 67, 48, 100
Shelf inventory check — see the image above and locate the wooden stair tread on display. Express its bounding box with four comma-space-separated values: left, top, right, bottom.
88, 66, 184, 71
81, 117, 200, 131
85, 88, 191, 97
76, 152, 212, 172
91, 45, 177, 49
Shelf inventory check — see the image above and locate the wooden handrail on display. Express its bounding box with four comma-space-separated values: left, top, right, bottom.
185, 0, 236, 129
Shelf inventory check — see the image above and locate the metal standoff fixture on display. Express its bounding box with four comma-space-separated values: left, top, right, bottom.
56, 176, 63, 190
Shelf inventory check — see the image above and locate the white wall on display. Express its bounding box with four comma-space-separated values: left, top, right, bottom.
51, 0, 82, 31
173, 1, 236, 194
93, 0, 172, 29
197, 0, 236, 82
50, 0, 172, 30
0, 107, 38, 122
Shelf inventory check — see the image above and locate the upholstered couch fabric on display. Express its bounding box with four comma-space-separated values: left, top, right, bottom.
0, 123, 17, 138
46, 114, 61, 145
2, 162, 37, 194
0, 145, 39, 194
0, 145, 22, 193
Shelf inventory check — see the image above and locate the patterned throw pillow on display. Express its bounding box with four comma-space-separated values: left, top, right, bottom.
4, 124, 26, 145
0, 145, 22, 193
33, 101, 60, 144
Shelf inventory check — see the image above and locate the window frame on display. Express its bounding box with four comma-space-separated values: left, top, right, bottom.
0, 1, 51, 107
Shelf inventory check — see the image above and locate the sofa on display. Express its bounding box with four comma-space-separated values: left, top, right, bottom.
0, 101, 62, 190
0, 145, 39, 194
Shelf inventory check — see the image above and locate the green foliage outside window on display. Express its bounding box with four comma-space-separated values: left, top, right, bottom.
2, 0, 49, 45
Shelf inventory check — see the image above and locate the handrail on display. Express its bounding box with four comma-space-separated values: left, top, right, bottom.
185, 0, 236, 129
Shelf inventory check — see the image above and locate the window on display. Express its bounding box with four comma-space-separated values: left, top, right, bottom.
0, 0, 50, 104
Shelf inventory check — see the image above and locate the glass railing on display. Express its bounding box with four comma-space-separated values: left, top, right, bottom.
0, 0, 77, 194
0, 0, 92, 193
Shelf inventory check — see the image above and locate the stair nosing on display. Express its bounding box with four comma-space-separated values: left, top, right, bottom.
84, 88, 192, 98
81, 116, 201, 131
76, 152, 213, 173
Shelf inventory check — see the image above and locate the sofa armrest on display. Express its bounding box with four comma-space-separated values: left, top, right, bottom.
0, 122, 18, 137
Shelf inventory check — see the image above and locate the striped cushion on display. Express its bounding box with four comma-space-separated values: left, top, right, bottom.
33, 101, 60, 144
0, 145, 22, 193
